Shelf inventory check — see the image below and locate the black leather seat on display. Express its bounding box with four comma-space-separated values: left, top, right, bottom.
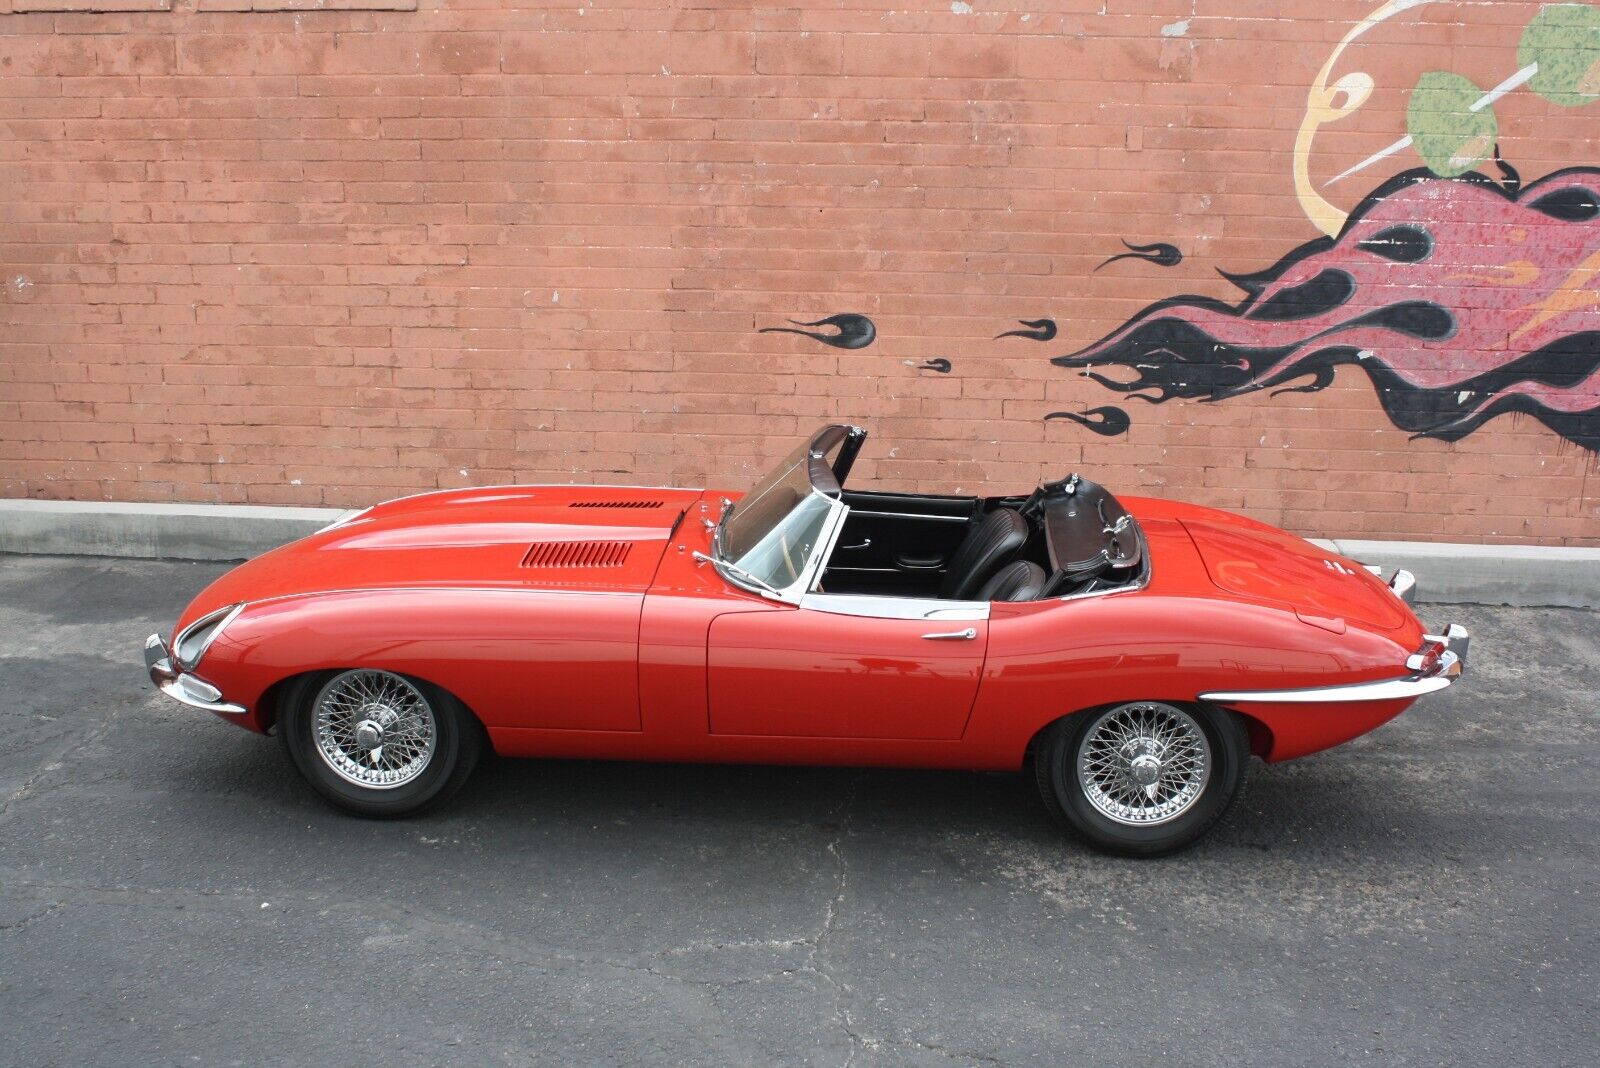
976, 560, 1047, 602
939, 507, 1027, 600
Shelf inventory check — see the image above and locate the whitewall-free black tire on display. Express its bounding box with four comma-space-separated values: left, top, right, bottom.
1033, 701, 1249, 856
278, 670, 483, 818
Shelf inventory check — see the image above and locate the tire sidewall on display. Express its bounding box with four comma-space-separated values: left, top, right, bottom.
279, 671, 469, 818
1045, 702, 1247, 856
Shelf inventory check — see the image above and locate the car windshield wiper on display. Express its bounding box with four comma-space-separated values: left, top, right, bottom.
693, 550, 782, 597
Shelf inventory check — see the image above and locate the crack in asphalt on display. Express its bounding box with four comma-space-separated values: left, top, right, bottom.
0, 900, 65, 932
812, 773, 866, 1065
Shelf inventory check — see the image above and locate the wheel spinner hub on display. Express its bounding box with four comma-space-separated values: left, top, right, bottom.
1126, 745, 1163, 790
311, 670, 438, 791
352, 703, 397, 750
1076, 703, 1213, 827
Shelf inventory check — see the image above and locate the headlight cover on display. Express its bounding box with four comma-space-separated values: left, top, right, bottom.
173, 603, 244, 669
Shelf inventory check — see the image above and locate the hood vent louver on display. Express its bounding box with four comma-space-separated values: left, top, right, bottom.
568, 499, 665, 509
520, 540, 633, 569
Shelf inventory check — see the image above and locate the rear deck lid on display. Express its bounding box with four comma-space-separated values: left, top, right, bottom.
1180, 516, 1409, 633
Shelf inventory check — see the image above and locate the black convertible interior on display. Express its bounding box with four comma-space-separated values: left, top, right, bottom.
822, 480, 1144, 603
813, 427, 1145, 604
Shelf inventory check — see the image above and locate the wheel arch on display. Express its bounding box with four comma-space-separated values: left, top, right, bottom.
1021, 699, 1272, 770
254, 667, 492, 747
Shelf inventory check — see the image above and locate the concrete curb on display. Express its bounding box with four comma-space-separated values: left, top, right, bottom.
0, 499, 345, 562
2, 498, 1595, 608
1309, 537, 1600, 609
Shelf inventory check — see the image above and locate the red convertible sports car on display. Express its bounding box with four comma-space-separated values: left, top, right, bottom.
145, 424, 1468, 855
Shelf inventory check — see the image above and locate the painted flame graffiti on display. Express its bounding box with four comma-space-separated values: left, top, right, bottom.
1054, 168, 1600, 450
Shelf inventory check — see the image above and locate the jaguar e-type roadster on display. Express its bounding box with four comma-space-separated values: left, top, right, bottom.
145, 424, 1468, 855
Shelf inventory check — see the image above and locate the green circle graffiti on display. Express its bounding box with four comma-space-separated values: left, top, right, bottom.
1518, 3, 1600, 107
1406, 71, 1498, 178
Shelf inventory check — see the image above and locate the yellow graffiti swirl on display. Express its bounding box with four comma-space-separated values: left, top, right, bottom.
1294, 0, 1443, 236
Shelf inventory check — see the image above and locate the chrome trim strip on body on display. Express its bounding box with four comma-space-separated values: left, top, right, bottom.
1202, 623, 1468, 704
799, 593, 990, 621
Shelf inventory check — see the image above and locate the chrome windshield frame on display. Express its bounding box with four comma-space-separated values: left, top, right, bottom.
710, 425, 862, 606
710, 489, 848, 605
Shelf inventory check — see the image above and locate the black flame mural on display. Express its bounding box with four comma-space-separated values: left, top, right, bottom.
1052, 167, 1600, 451
759, 313, 877, 350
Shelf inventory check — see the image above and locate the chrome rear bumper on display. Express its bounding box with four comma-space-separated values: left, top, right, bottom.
1201, 622, 1469, 705
144, 633, 247, 715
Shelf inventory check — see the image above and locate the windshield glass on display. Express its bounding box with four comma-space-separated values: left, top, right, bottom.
718, 433, 847, 596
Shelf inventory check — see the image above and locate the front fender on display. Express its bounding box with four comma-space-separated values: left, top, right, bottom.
195, 586, 645, 736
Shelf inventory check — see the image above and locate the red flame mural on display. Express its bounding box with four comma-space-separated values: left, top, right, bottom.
1054, 166, 1600, 450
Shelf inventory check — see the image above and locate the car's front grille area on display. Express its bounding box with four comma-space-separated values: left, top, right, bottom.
520, 540, 633, 569
568, 499, 664, 509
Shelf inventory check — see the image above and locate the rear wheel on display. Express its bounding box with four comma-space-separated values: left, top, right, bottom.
1033, 701, 1248, 856
278, 669, 483, 817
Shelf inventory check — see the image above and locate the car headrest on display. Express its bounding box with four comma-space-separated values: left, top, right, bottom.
976, 560, 1048, 602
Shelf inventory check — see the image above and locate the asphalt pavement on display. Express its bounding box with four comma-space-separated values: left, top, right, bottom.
0, 554, 1595, 1066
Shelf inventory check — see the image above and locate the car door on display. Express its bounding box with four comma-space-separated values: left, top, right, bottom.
706, 594, 989, 740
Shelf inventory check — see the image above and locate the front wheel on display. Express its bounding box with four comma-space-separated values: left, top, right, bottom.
1033, 701, 1249, 856
278, 669, 483, 818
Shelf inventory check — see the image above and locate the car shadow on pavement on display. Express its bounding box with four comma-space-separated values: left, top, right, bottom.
185, 722, 1486, 867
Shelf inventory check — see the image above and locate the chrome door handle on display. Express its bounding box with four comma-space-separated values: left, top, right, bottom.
839, 538, 871, 550
921, 628, 977, 641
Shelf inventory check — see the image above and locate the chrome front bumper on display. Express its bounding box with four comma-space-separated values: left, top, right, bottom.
1201, 623, 1469, 705
144, 633, 247, 715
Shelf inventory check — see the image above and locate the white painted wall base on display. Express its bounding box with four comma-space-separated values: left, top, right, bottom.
1, 498, 1595, 608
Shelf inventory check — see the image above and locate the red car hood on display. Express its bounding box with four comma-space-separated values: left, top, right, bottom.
1178, 511, 1414, 638
182, 485, 705, 625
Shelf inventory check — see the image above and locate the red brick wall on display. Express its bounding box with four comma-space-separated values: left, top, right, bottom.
1, 1, 1596, 545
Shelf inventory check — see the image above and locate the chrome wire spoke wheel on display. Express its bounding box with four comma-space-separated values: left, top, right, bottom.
1075, 702, 1212, 827
312, 670, 438, 790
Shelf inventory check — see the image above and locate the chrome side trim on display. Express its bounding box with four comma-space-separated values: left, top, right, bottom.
1201, 654, 1459, 704
1203, 623, 1468, 704
799, 593, 990, 621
